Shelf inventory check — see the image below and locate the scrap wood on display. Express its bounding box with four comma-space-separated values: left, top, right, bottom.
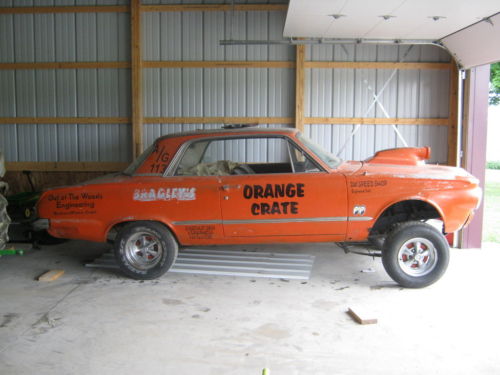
347, 307, 378, 325
37, 270, 65, 282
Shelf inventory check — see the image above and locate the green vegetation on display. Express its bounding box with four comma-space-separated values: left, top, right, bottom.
486, 161, 500, 170
483, 170, 500, 243
491, 62, 500, 105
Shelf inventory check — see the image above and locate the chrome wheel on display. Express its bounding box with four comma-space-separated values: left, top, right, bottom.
397, 237, 437, 277
123, 231, 163, 270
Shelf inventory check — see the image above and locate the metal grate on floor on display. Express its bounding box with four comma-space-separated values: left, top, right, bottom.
85, 248, 315, 280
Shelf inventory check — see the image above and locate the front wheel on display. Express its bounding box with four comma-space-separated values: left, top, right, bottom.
382, 221, 449, 288
114, 221, 178, 280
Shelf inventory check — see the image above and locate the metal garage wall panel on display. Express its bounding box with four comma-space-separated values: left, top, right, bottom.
268, 11, 293, 61
118, 68, 131, 116
76, 69, 98, 116
143, 12, 161, 61
0, 15, 14, 62
0, 71, 16, 116
97, 13, 118, 61
183, 12, 203, 60
204, 12, 225, 61
247, 12, 268, 60
182, 69, 204, 116
247, 68, 268, 116
225, 69, 246, 116
15, 71, 36, 116
14, 14, 35, 62
117, 13, 130, 61
376, 45, 399, 62
309, 68, 333, 117
17, 125, 38, 162
34, 14, 55, 62
333, 69, 355, 117
268, 68, 294, 117
78, 124, 100, 162
144, 68, 161, 116
55, 13, 76, 61
308, 45, 334, 61
0, 125, 17, 162
76, 13, 97, 61
203, 68, 225, 116
225, 11, 246, 61
160, 12, 182, 60
419, 70, 450, 118
160, 68, 182, 116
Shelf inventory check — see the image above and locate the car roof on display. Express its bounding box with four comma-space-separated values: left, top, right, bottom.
156, 127, 299, 142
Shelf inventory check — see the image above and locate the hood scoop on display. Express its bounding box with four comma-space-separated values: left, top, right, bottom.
365, 147, 431, 166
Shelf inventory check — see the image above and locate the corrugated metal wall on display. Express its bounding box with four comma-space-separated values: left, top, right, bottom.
0, 0, 131, 163
0, 0, 451, 165
142, 7, 295, 147
305, 44, 450, 163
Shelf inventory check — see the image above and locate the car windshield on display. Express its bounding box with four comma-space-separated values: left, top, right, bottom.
297, 132, 343, 169
122, 143, 155, 175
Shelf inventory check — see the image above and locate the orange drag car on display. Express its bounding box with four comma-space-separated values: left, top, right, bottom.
36, 127, 481, 287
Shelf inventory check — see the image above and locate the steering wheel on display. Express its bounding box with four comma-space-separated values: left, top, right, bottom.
231, 164, 254, 175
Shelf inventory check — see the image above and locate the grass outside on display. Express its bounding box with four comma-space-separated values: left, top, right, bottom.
483, 169, 500, 243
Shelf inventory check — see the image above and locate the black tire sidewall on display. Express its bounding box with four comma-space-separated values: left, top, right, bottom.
114, 221, 178, 280
382, 222, 450, 288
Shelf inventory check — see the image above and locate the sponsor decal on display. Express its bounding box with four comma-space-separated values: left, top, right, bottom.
185, 225, 215, 239
49, 191, 102, 216
350, 179, 388, 194
242, 183, 305, 215
353, 205, 366, 216
133, 187, 196, 202
149, 145, 171, 174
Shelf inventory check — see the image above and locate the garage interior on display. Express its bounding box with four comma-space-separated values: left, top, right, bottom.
0, 1, 499, 374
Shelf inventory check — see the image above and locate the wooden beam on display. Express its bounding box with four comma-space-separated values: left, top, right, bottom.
143, 61, 294, 69
0, 62, 130, 70
131, 0, 143, 159
144, 117, 293, 124
0, 3, 286, 15
6, 162, 129, 172
447, 63, 459, 166
304, 61, 452, 70
295, 45, 305, 132
141, 4, 287, 13
0, 61, 451, 71
0, 117, 128, 124
0, 6, 128, 14
305, 117, 449, 126
0, 116, 448, 126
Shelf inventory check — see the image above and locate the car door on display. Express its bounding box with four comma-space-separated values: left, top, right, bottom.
217, 136, 348, 239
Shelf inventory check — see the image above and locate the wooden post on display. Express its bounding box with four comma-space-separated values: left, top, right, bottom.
295, 45, 305, 132
447, 62, 459, 166
131, 0, 143, 159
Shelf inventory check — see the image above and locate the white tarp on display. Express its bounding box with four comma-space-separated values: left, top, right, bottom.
442, 12, 500, 69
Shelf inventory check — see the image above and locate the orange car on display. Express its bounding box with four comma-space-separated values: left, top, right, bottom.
36, 127, 481, 287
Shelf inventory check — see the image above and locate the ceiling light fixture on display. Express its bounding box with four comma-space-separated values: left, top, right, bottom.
429, 16, 446, 21
379, 15, 396, 21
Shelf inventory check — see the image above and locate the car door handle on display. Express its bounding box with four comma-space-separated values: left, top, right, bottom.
222, 184, 241, 191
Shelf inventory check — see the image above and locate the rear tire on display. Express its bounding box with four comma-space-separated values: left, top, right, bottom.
382, 221, 449, 288
114, 221, 178, 280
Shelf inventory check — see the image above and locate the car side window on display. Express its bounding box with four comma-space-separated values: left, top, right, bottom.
174, 136, 321, 176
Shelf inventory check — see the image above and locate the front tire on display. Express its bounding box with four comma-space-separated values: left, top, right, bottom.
382, 221, 449, 288
114, 221, 178, 280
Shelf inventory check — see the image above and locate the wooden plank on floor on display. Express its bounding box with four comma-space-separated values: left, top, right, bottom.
37, 270, 65, 282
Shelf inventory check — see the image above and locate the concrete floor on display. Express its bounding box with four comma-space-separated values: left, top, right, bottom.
0, 240, 499, 375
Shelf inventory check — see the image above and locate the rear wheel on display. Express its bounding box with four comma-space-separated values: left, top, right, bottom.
114, 221, 178, 280
382, 221, 449, 288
